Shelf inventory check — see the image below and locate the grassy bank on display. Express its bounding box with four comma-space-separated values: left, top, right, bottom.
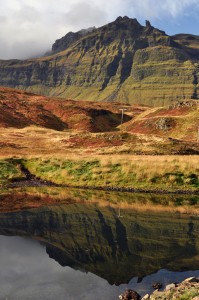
1, 155, 199, 193
0, 159, 24, 184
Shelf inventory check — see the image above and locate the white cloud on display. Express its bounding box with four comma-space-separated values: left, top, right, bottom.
0, 0, 198, 59
63, 2, 108, 29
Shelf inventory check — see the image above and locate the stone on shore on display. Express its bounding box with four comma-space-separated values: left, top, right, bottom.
149, 277, 199, 299
120, 277, 199, 300
119, 289, 141, 300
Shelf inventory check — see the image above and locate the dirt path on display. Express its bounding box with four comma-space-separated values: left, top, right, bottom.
8, 165, 59, 188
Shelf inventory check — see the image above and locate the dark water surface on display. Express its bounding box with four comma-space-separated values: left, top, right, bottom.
0, 188, 199, 299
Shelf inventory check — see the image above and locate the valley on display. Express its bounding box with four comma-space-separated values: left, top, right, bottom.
0, 87, 199, 194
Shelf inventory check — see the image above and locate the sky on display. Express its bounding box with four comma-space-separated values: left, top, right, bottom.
0, 0, 199, 60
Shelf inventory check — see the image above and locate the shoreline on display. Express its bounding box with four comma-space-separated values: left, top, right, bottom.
120, 277, 199, 300
1, 157, 199, 197
6, 178, 199, 195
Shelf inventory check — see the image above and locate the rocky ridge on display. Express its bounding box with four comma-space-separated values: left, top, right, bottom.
52, 26, 95, 53
0, 16, 199, 105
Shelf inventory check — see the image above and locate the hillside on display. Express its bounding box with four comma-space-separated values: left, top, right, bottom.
0, 16, 199, 106
0, 87, 199, 157
122, 100, 199, 141
0, 86, 128, 132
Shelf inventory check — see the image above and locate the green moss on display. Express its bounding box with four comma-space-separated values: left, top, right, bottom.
0, 159, 23, 183
176, 288, 198, 300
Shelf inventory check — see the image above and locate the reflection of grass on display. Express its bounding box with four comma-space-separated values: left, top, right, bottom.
1, 186, 198, 214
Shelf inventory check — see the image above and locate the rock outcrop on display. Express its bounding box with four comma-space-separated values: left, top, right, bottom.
144, 277, 199, 299
52, 27, 95, 53
120, 277, 199, 299
0, 16, 199, 105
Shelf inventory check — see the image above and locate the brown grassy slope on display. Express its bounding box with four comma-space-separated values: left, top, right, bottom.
122, 101, 199, 141
0, 86, 135, 132
0, 87, 199, 156
0, 88, 66, 130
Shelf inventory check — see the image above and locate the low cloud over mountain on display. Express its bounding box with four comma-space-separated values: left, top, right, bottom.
0, 0, 199, 59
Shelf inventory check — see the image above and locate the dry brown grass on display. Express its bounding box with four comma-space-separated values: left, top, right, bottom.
1, 187, 199, 214
96, 155, 199, 178
95, 201, 199, 215
0, 126, 198, 184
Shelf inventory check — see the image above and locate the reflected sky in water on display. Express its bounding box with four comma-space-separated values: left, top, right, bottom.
0, 235, 199, 300
0, 236, 122, 300
0, 188, 199, 299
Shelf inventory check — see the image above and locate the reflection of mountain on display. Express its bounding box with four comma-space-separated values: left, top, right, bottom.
0, 203, 198, 285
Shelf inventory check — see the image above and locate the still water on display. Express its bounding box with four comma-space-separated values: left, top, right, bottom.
0, 187, 199, 299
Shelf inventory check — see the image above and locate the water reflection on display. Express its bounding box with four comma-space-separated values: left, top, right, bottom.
0, 199, 199, 283
0, 186, 199, 213
1, 235, 198, 300
0, 188, 199, 299
0, 236, 121, 300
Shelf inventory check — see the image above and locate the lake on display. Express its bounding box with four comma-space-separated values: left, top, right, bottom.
0, 187, 199, 299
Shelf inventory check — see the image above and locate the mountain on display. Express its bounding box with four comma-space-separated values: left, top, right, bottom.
51, 27, 96, 53
0, 16, 199, 106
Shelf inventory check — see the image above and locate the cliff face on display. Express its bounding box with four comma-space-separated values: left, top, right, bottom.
52, 27, 95, 53
0, 16, 199, 106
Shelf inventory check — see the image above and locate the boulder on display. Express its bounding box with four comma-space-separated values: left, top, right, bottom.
119, 289, 141, 300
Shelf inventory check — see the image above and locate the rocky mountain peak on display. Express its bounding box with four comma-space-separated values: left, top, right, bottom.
0, 16, 199, 106
107, 16, 143, 31
145, 20, 152, 28
115, 15, 141, 25
52, 16, 146, 54
52, 26, 95, 53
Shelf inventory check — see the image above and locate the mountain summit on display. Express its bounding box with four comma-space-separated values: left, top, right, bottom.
0, 16, 199, 106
